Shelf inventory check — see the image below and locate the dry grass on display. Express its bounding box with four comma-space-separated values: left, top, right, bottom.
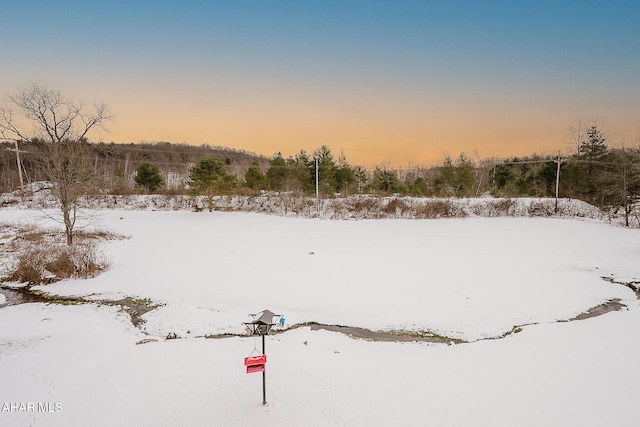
1, 222, 120, 285
383, 198, 410, 216
528, 201, 556, 217
414, 200, 464, 218
20, 231, 48, 242
350, 197, 378, 212
7, 241, 110, 285
470, 198, 515, 217
45, 251, 76, 279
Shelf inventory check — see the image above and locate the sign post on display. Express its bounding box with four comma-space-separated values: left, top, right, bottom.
244, 309, 280, 405
261, 334, 266, 404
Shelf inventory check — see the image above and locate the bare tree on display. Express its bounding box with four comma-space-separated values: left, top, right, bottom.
0, 84, 112, 244
567, 119, 588, 156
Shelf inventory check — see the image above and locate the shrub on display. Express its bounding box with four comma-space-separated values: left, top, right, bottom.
11, 251, 46, 284
3, 222, 116, 285
470, 199, 514, 217
494, 198, 515, 215
8, 242, 108, 284
528, 200, 555, 216
351, 197, 379, 213
414, 200, 461, 218
45, 251, 76, 279
383, 198, 410, 216
134, 162, 164, 193
71, 242, 106, 278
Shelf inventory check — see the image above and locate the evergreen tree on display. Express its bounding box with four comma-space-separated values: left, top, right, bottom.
433, 153, 476, 197
578, 125, 608, 159
266, 152, 289, 191
434, 156, 456, 196
188, 157, 232, 211
334, 152, 357, 195
533, 160, 558, 197
454, 153, 476, 197
288, 150, 314, 194
492, 164, 514, 195
313, 145, 338, 195
371, 166, 403, 194
134, 162, 164, 193
244, 162, 267, 191
558, 161, 582, 199
577, 125, 609, 203
353, 166, 369, 194
410, 176, 428, 196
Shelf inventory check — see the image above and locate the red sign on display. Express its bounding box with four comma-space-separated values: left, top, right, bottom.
244, 354, 267, 366
246, 364, 265, 374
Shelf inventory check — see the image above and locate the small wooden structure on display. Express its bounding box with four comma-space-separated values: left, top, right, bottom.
244, 309, 279, 336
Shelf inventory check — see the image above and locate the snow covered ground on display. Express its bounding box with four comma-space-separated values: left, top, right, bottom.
1, 206, 639, 426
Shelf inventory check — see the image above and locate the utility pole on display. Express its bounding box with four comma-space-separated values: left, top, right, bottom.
622, 161, 629, 227
555, 152, 562, 214
315, 157, 319, 214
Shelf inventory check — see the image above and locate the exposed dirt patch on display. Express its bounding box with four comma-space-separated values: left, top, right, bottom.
204, 323, 462, 343
108, 297, 158, 327
600, 276, 640, 298
300, 322, 461, 344
0, 285, 158, 327
0, 286, 66, 305
567, 299, 626, 321
2, 279, 635, 344
495, 298, 629, 340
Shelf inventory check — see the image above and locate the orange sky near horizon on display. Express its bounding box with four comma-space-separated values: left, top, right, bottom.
100, 94, 636, 168
3, 2, 639, 169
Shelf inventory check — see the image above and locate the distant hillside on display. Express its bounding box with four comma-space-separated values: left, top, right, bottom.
0, 141, 270, 192
91, 141, 270, 176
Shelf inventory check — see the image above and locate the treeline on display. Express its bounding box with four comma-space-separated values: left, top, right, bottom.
490, 126, 640, 222
2, 124, 639, 220
0, 140, 269, 194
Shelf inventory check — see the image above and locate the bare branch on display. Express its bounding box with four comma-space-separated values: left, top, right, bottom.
1, 83, 111, 244
3, 83, 111, 144
0, 106, 32, 142
78, 101, 113, 140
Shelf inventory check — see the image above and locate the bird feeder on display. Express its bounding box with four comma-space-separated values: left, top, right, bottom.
243, 309, 279, 336
243, 309, 281, 405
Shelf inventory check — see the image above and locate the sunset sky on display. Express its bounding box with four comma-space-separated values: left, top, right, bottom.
2, 0, 639, 167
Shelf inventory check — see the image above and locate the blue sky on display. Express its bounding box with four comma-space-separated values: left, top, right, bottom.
2, 0, 639, 165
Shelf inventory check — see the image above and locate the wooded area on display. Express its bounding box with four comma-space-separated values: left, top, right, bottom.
1, 85, 638, 229
2, 132, 638, 220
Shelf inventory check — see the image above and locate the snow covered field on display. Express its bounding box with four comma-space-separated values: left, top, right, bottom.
1, 207, 639, 426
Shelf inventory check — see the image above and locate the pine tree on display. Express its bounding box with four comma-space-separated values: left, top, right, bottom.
579, 125, 607, 159
577, 125, 608, 203
434, 156, 456, 196
266, 152, 289, 191
134, 162, 164, 193
244, 162, 267, 191
313, 145, 338, 195
188, 157, 231, 211
454, 153, 476, 197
